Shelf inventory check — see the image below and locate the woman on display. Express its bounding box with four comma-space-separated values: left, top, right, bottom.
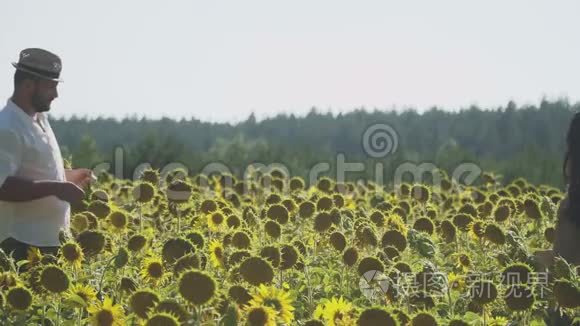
535, 112, 580, 324
538, 112, 580, 265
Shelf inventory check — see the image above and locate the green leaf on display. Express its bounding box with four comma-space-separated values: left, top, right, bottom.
65, 293, 88, 308
530, 317, 547, 326
463, 311, 482, 323
221, 305, 238, 326
16, 260, 29, 268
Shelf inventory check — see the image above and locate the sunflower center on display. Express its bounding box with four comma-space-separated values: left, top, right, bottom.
97, 310, 114, 326
148, 263, 164, 278
63, 247, 81, 261
248, 308, 268, 325
212, 214, 224, 224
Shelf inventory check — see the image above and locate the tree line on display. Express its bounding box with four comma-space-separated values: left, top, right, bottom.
50, 98, 577, 189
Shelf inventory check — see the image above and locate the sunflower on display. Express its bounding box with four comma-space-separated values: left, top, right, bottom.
178, 270, 216, 305
40, 265, 70, 294
128, 234, 148, 253
166, 179, 193, 203
484, 223, 506, 245
26, 247, 42, 266
390, 209, 408, 227
71, 213, 90, 233
77, 230, 106, 257
145, 312, 180, 326
342, 247, 359, 267
87, 296, 125, 326
447, 272, 466, 292
130, 290, 160, 319
140, 169, 160, 185
314, 212, 333, 232
280, 244, 299, 270
240, 257, 275, 286
357, 256, 385, 276
229, 285, 253, 306
467, 221, 486, 241
60, 241, 84, 269
264, 220, 282, 239
469, 280, 498, 305
318, 297, 354, 326
141, 256, 167, 286
503, 284, 535, 311
119, 277, 138, 294
6, 286, 33, 311
245, 304, 277, 326
209, 239, 225, 269
231, 231, 251, 249
381, 230, 407, 252
155, 299, 189, 323
487, 316, 509, 326
266, 204, 289, 224
411, 312, 438, 326
329, 232, 347, 252
357, 307, 398, 326
248, 284, 295, 324
0, 271, 19, 290
208, 211, 226, 232
453, 253, 472, 272
161, 238, 194, 264
226, 215, 242, 229
66, 283, 98, 308
133, 182, 156, 203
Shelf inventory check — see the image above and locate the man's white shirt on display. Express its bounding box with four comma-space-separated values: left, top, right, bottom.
0, 99, 70, 247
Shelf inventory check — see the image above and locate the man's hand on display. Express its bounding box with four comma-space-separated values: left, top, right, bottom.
55, 182, 85, 205
65, 169, 93, 189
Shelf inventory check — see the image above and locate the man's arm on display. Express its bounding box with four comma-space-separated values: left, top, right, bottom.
0, 176, 85, 204
0, 128, 85, 204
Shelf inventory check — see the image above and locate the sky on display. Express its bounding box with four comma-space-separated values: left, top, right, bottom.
1, 0, 579, 123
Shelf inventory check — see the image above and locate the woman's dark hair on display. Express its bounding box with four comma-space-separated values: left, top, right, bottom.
563, 112, 580, 227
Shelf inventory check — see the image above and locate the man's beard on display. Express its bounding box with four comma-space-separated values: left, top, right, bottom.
31, 92, 51, 113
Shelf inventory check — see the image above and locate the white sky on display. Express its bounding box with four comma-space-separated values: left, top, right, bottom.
1, 0, 579, 123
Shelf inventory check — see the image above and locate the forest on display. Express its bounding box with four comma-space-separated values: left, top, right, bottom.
52, 98, 576, 189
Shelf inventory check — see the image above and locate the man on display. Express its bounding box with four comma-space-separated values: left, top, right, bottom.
0, 48, 91, 262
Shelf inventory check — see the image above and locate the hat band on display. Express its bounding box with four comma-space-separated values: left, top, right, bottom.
17, 63, 60, 79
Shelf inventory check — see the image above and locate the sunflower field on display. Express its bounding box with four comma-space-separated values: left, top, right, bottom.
0, 168, 579, 325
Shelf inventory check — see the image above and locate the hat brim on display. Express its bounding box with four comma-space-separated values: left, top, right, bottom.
11, 63, 63, 82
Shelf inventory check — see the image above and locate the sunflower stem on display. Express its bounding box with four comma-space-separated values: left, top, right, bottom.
138, 203, 143, 232
340, 265, 346, 295
304, 265, 314, 312
278, 268, 283, 287
56, 298, 61, 326
77, 308, 82, 326
97, 256, 117, 297
176, 204, 182, 236
447, 287, 454, 316
195, 305, 203, 325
